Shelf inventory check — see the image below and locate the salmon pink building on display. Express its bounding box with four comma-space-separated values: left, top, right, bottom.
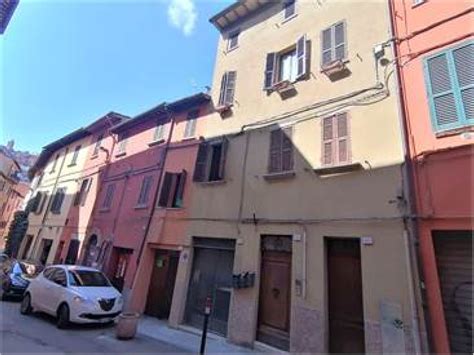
390, 1, 473, 353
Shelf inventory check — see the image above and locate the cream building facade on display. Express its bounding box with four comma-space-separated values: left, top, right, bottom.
167, 0, 425, 353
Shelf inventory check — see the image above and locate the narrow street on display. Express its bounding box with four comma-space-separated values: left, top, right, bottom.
0, 299, 188, 354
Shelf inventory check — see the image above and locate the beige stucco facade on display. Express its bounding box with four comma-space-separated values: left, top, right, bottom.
168, 1, 422, 353
23, 134, 93, 265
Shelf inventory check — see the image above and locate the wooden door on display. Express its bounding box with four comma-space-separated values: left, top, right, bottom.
54, 241, 65, 264
327, 238, 365, 353
145, 251, 179, 319
258, 249, 292, 350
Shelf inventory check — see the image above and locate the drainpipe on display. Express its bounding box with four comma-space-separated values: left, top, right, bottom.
135, 106, 176, 265
29, 146, 69, 263
387, 0, 425, 353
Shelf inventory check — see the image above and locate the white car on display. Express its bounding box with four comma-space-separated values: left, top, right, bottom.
20, 265, 123, 328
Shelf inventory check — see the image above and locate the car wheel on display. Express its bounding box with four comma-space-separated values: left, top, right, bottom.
20, 293, 32, 315
57, 304, 70, 329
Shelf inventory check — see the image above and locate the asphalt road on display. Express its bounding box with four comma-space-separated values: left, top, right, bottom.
0, 298, 189, 354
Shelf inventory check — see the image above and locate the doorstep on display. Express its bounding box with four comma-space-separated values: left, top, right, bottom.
137, 315, 257, 353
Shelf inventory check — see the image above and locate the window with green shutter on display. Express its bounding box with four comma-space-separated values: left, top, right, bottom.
424, 41, 473, 132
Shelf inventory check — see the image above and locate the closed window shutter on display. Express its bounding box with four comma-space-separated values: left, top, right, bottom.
225, 71, 236, 105
154, 124, 165, 141
334, 22, 346, 61
264, 53, 276, 89
38, 192, 48, 214
322, 117, 334, 165
427, 53, 458, 127
218, 137, 228, 180
336, 113, 349, 164
138, 176, 153, 205
282, 128, 294, 171
296, 34, 308, 79
269, 129, 282, 173
218, 73, 228, 106
158, 173, 173, 207
321, 28, 332, 66
102, 184, 115, 209
453, 43, 474, 121
31, 192, 41, 213
174, 170, 187, 208
193, 143, 209, 182
81, 178, 92, 206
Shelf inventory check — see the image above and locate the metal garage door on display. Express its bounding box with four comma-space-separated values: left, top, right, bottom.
185, 237, 235, 336
433, 231, 473, 354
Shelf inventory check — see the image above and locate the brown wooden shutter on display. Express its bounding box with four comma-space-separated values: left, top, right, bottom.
193, 143, 209, 182
225, 71, 236, 105
38, 192, 48, 214
282, 127, 294, 171
218, 137, 228, 180
218, 73, 228, 106
158, 173, 173, 207
296, 34, 308, 79
81, 178, 92, 206
336, 113, 349, 164
322, 117, 334, 165
269, 129, 282, 173
264, 53, 276, 90
175, 170, 187, 207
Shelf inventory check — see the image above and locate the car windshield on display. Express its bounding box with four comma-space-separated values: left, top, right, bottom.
68, 270, 111, 287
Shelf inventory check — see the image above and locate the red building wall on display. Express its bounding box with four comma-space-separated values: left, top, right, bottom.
391, 1, 473, 353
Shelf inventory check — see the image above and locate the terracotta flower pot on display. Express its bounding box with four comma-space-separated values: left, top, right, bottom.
116, 312, 140, 340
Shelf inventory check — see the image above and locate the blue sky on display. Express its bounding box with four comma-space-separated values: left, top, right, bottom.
0, 0, 232, 153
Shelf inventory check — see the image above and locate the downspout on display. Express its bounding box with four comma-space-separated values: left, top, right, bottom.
387, 0, 425, 353
135, 106, 176, 266
30, 146, 69, 262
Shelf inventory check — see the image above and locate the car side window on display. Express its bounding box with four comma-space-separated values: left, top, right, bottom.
51, 269, 67, 287
43, 267, 55, 280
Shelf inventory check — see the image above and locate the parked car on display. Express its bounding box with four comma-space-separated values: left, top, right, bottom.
0, 260, 34, 300
0, 253, 9, 265
20, 265, 123, 328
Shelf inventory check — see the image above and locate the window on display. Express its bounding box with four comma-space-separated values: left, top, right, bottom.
413, 0, 425, 5
92, 133, 104, 156
228, 31, 239, 51
153, 123, 166, 142
425, 42, 473, 132
264, 35, 308, 89
50, 187, 66, 214
193, 138, 228, 182
137, 176, 153, 207
117, 132, 127, 155
283, 0, 296, 20
158, 170, 187, 208
50, 268, 67, 287
268, 128, 294, 173
321, 21, 347, 67
50, 154, 60, 173
70, 145, 81, 166
73, 178, 91, 206
184, 110, 198, 138
218, 71, 237, 107
101, 184, 115, 210
322, 112, 350, 166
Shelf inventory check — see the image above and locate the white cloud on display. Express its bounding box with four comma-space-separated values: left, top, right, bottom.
167, 0, 198, 36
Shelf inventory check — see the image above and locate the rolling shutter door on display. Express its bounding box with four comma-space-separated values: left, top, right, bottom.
433, 231, 473, 354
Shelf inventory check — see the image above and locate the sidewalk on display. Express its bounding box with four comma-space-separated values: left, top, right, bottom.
138, 316, 264, 354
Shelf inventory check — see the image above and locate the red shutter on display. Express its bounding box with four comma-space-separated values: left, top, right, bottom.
282, 127, 294, 171
322, 117, 334, 166
269, 129, 282, 173
193, 142, 209, 182
174, 170, 187, 207
264, 53, 277, 90
336, 113, 350, 164
218, 73, 228, 107
225, 71, 236, 105
158, 173, 173, 207
218, 137, 228, 180
296, 34, 308, 79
